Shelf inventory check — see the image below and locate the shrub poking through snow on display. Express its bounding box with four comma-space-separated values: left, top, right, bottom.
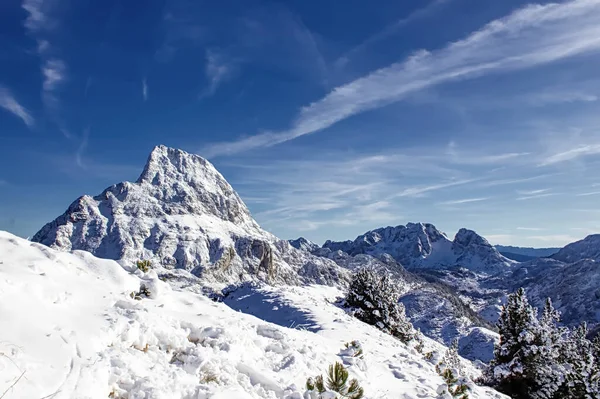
436, 340, 469, 399
136, 259, 151, 273
199, 367, 219, 384
344, 268, 416, 343
436, 339, 463, 376
343, 341, 363, 358
414, 332, 425, 354
438, 369, 469, 399
130, 284, 151, 300
305, 362, 364, 399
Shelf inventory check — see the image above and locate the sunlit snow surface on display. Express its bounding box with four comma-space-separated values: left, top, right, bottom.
0, 232, 506, 398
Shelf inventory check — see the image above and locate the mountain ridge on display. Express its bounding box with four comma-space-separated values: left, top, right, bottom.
320, 223, 514, 274
32, 145, 346, 287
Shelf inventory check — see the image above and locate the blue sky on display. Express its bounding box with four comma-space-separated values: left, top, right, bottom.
2, 0, 600, 247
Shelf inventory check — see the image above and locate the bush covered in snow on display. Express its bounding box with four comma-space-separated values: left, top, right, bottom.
343, 268, 416, 343
486, 288, 600, 399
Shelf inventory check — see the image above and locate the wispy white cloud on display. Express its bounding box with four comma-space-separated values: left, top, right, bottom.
576, 191, 600, 196
525, 90, 598, 106
0, 86, 34, 127
335, 0, 451, 68
396, 178, 477, 198
516, 192, 558, 201
22, 0, 55, 33
203, 0, 600, 157
516, 188, 551, 196
439, 197, 489, 205
142, 78, 148, 101
36, 39, 50, 54
446, 142, 530, 165
75, 128, 89, 168
42, 59, 65, 91
516, 227, 545, 231
526, 234, 580, 244
480, 174, 555, 187
487, 233, 578, 246
22, 0, 68, 115
41, 58, 66, 108
202, 49, 236, 97
539, 144, 600, 166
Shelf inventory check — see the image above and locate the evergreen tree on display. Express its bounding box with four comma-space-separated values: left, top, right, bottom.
555, 323, 599, 398
488, 289, 556, 398
488, 290, 600, 398
345, 268, 416, 343
527, 298, 566, 399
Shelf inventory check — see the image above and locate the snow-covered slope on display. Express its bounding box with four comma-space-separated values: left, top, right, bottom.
323, 223, 513, 274
32, 146, 345, 286
0, 231, 507, 399
550, 234, 600, 263
310, 244, 499, 359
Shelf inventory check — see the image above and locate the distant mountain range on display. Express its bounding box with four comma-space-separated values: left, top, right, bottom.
493, 245, 560, 261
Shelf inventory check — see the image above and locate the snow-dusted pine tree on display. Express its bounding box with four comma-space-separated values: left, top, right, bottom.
344, 268, 416, 343
487, 289, 563, 399
486, 292, 600, 399
555, 322, 600, 398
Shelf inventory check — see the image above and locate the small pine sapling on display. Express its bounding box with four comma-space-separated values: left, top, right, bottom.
306, 362, 364, 399
437, 340, 469, 399
440, 369, 469, 399
136, 259, 151, 273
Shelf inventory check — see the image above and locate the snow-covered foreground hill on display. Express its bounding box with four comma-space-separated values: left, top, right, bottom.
0, 232, 506, 399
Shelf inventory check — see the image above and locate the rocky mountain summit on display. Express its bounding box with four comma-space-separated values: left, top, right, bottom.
322, 223, 514, 274
288, 237, 320, 252
32, 145, 344, 286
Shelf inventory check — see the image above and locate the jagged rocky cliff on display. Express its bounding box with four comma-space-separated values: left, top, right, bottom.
32, 145, 345, 285
321, 223, 514, 274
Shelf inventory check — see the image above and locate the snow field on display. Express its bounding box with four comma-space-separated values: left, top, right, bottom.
0, 232, 505, 398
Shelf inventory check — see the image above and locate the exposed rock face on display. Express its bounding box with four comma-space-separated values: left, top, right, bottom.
32, 145, 347, 286
323, 223, 513, 274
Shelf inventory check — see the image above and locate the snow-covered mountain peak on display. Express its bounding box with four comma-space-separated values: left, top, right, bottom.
451, 228, 513, 273
453, 228, 491, 248
322, 222, 512, 274
31, 146, 345, 285
288, 237, 319, 252
551, 233, 600, 263
133, 145, 255, 226
139, 145, 220, 191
